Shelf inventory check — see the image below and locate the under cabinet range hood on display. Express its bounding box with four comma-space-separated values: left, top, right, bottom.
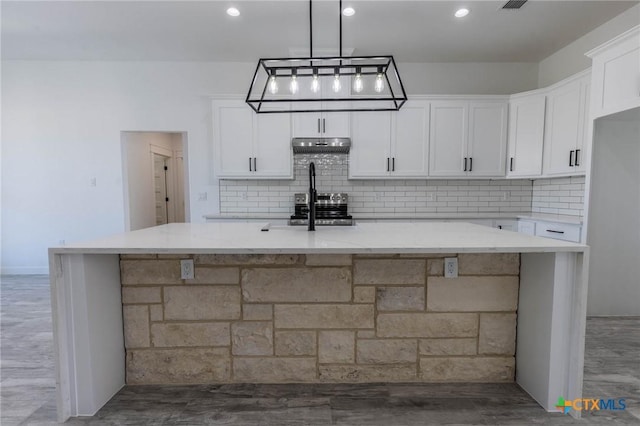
292, 138, 351, 154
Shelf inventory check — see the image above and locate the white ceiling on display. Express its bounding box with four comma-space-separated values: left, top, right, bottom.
2, 1, 638, 63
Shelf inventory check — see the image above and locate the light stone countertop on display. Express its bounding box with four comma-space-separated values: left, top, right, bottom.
51, 222, 586, 255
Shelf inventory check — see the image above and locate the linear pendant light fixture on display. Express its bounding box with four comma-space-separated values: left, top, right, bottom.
246, 0, 407, 113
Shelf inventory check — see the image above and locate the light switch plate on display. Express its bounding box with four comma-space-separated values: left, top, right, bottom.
444, 258, 458, 278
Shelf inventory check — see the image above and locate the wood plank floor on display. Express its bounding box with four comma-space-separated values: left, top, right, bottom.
1, 275, 638, 425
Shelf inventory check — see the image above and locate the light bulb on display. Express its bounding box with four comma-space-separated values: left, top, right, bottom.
310, 75, 320, 93
289, 75, 299, 94
353, 71, 363, 93
332, 74, 342, 93
454, 8, 469, 18
268, 75, 278, 95
374, 73, 385, 93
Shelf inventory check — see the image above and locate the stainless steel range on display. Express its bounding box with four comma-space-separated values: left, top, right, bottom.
289, 193, 353, 226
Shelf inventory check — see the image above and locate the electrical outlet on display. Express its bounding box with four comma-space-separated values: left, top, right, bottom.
240, 192, 248, 200
59, 239, 66, 246
90, 177, 97, 187
444, 258, 458, 278
198, 192, 208, 201
375, 192, 383, 201
426, 193, 434, 202
180, 259, 194, 280
502, 192, 510, 201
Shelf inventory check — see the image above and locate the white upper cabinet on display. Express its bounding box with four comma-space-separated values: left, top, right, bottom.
349, 110, 392, 177
467, 102, 508, 177
506, 93, 546, 178
291, 71, 351, 138
392, 101, 430, 177
292, 111, 350, 138
215, 102, 254, 177
587, 25, 640, 119
429, 102, 467, 177
429, 100, 507, 178
213, 99, 293, 179
349, 100, 429, 178
542, 73, 590, 176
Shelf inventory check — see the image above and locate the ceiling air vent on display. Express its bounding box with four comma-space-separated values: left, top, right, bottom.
502, 0, 528, 9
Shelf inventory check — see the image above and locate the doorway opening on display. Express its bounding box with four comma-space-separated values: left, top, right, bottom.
121, 131, 189, 231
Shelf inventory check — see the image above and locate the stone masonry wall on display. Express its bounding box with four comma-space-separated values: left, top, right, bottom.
120, 253, 520, 384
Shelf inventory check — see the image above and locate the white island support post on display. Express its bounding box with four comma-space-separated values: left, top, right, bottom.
48, 222, 589, 422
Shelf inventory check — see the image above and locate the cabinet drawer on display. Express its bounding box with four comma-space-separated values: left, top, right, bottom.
535, 222, 581, 242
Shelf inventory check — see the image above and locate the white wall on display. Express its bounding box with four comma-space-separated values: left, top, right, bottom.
587, 108, 640, 316
400, 62, 538, 95
1, 59, 540, 273
538, 4, 640, 87
1, 61, 252, 273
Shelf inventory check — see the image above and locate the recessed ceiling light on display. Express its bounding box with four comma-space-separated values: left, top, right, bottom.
226, 7, 240, 17
342, 7, 355, 17
454, 8, 470, 18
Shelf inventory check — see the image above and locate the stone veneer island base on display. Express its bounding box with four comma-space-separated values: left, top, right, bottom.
121, 253, 519, 385
49, 222, 588, 422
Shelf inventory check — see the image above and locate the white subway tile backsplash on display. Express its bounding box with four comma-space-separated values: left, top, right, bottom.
531, 176, 585, 217
219, 154, 585, 218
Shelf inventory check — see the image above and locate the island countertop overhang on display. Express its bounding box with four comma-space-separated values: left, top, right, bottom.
50, 222, 587, 255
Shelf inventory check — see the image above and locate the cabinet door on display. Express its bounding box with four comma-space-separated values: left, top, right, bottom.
507, 94, 545, 177
589, 27, 640, 119
543, 79, 584, 175
429, 102, 467, 177
349, 110, 392, 178
254, 112, 293, 178
468, 102, 507, 177
391, 101, 429, 177
292, 112, 322, 137
495, 220, 518, 232
574, 79, 590, 173
321, 112, 350, 137
292, 111, 350, 138
213, 101, 254, 177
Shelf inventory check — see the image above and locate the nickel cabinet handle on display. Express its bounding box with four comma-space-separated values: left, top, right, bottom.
510, 157, 514, 172
469, 157, 473, 172
317, 118, 320, 134
463, 157, 467, 172
575, 149, 580, 166
249, 157, 252, 172
253, 157, 257, 172
569, 150, 575, 167
387, 157, 390, 172
392, 157, 395, 172
323, 118, 326, 134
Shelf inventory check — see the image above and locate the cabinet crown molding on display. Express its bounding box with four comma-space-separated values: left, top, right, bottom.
585, 24, 640, 58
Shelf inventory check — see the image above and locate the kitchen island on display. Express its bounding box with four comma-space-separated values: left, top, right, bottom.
49, 222, 588, 421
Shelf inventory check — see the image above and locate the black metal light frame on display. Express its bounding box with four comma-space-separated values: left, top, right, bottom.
245, 0, 408, 114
